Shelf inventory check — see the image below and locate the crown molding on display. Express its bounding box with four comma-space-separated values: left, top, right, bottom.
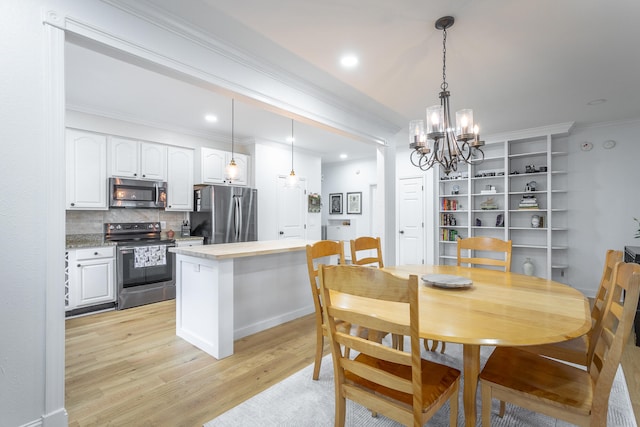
97, 0, 402, 141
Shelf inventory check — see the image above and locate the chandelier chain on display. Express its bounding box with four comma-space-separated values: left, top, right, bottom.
441, 26, 448, 91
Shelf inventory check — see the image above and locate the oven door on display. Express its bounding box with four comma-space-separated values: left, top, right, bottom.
119, 242, 175, 288
116, 242, 176, 309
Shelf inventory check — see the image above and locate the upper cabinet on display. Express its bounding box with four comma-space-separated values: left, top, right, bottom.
166, 146, 194, 211
110, 137, 167, 181
66, 129, 108, 210
200, 147, 249, 186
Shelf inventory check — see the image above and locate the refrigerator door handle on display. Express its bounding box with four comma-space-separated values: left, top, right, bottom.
234, 196, 242, 241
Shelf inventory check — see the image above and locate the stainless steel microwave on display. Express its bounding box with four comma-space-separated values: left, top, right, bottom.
109, 177, 167, 208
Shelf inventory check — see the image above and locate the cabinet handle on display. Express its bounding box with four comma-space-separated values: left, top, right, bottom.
94, 252, 99, 256
399, 230, 405, 234
77, 264, 81, 267
70, 203, 75, 207
279, 231, 284, 235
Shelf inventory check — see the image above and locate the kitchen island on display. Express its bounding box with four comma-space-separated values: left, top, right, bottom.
169, 239, 316, 359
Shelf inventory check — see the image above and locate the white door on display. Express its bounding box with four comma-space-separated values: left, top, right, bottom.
398, 177, 424, 265
276, 176, 306, 239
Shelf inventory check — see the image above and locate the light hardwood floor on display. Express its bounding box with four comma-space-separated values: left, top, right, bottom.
66, 299, 640, 426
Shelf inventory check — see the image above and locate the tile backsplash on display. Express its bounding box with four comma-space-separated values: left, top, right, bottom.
66, 209, 189, 234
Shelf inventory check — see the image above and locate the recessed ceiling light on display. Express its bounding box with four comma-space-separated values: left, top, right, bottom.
204, 114, 218, 123
587, 99, 607, 106
340, 153, 348, 159
340, 54, 359, 68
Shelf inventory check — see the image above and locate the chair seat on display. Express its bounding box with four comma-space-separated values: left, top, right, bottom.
345, 353, 461, 409
480, 347, 594, 414
519, 335, 588, 366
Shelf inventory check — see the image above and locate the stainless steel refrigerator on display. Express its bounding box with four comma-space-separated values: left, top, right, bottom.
190, 185, 258, 244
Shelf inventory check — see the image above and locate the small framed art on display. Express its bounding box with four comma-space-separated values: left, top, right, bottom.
329, 193, 343, 214
346, 192, 362, 214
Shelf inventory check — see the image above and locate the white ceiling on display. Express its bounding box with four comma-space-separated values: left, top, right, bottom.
65, 0, 640, 163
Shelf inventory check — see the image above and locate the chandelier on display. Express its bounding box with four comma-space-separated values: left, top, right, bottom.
409, 16, 484, 175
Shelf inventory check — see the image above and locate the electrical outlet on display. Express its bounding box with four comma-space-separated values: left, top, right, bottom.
160, 221, 167, 229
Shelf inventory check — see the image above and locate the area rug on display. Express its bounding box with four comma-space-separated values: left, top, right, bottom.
205, 342, 637, 427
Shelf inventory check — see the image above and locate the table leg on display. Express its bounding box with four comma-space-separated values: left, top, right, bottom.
463, 344, 480, 427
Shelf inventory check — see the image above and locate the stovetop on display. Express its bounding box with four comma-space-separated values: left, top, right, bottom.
104, 222, 173, 244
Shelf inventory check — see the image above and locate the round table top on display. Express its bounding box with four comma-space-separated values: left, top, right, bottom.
333, 264, 591, 346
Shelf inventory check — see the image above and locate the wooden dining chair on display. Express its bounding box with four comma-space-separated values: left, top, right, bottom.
479, 261, 640, 427
425, 236, 513, 354
305, 240, 351, 380
350, 236, 384, 267
456, 236, 512, 272
518, 249, 623, 365
349, 236, 403, 349
318, 264, 460, 427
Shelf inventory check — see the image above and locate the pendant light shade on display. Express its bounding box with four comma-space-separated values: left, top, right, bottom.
226, 98, 239, 180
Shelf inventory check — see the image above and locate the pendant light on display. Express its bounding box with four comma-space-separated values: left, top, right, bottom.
286, 119, 299, 188
226, 98, 239, 181
409, 16, 485, 175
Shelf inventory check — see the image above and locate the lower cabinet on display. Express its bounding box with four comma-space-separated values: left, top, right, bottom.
66, 246, 116, 311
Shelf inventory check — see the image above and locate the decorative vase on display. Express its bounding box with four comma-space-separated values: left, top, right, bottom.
523, 258, 534, 276
167, 229, 175, 238
531, 215, 540, 228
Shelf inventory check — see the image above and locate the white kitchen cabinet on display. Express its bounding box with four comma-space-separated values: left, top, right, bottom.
166, 146, 194, 211
66, 246, 116, 310
201, 147, 249, 186
110, 136, 167, 181
66, 129, 108, 210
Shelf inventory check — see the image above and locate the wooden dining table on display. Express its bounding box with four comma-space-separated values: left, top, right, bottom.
332, 264, 591, 427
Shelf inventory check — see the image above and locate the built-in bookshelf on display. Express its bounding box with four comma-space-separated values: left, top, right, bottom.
435, 123, 573, 283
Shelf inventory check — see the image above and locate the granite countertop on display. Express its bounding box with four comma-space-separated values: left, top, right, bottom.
169, 239, 316, 260
65, 233, 204, 249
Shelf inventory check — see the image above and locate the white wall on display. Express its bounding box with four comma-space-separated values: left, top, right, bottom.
567, 120, 640, 296
1, 2, 55, 425
252, 142, 322, 241
322, 157, 377, 238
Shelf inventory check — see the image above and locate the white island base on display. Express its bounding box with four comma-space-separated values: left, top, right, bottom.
171, 240, 315, 359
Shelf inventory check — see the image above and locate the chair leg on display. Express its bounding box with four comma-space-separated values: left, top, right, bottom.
313, 328, 323, 380
449, 382, 459, 426
499, 401, 505, 417
336, 395, 346, 427
481, 383, 492, 426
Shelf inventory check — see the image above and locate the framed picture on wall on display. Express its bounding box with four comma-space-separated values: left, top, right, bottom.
347, 192, 362, 214
329, 193, 343, 214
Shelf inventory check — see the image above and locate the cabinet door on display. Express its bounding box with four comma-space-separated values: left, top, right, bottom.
75, 257, 115, 307
167, 146, 194, 211
140, 142, 167, 181
66, 129, 108, 210
110, 136, 139, 178
201, 147, 227, 184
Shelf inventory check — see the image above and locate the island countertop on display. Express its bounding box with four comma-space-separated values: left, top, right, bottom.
168, 239, 317, 260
